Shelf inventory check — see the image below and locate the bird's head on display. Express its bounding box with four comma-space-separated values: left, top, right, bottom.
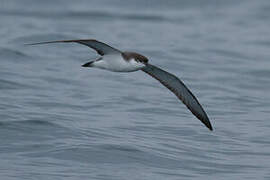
121, 52, 149, 64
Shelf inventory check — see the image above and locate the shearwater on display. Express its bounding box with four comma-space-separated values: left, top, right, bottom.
28, 39, 213, 131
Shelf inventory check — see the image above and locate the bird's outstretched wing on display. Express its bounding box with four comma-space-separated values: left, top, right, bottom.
26, 39, 122, 56
141, 64, 213, 131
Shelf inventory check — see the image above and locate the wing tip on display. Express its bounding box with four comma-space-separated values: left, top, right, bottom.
24, 42, 47, 46
24, 39, 100, 46
207, 123, 213, 131
24, 41, 60, 46
202, 117, 213, 131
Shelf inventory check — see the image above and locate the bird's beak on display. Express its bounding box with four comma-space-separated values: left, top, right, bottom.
82, 61, 94, 67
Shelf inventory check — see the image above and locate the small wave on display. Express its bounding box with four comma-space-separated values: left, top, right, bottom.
0, 48, 29, 59
0, 79, 25, 90
99, 144, 142, 153
0, 119, 58, 128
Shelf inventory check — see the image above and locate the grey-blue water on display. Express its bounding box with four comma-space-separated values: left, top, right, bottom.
1, 0, 270, 179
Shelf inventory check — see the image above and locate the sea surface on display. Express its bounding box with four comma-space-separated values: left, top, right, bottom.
1, 0, 270, 179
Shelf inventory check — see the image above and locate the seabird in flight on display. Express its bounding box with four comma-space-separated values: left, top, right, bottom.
28, 39, 213, 131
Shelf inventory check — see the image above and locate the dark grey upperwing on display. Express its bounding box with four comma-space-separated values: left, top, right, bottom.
141, 64, 213, 131
27, 39, 122, 56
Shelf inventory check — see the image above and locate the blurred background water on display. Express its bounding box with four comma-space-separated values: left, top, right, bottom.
1, 0, 270, 179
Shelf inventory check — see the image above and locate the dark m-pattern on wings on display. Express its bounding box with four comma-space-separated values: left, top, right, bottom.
27, 39, 212, 130
141, 64, 213, 131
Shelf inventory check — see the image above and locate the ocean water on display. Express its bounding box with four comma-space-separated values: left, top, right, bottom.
1, 0, 270, 179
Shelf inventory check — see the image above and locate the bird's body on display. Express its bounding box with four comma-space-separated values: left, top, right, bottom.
28, 39, 213, 131
88, 53, 146, 72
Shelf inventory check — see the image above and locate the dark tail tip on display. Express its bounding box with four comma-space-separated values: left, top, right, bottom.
82, 61, 94, 67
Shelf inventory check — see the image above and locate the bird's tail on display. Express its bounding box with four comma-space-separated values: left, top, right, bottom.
81, 57, 102, 67
82, 61, 95, 67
